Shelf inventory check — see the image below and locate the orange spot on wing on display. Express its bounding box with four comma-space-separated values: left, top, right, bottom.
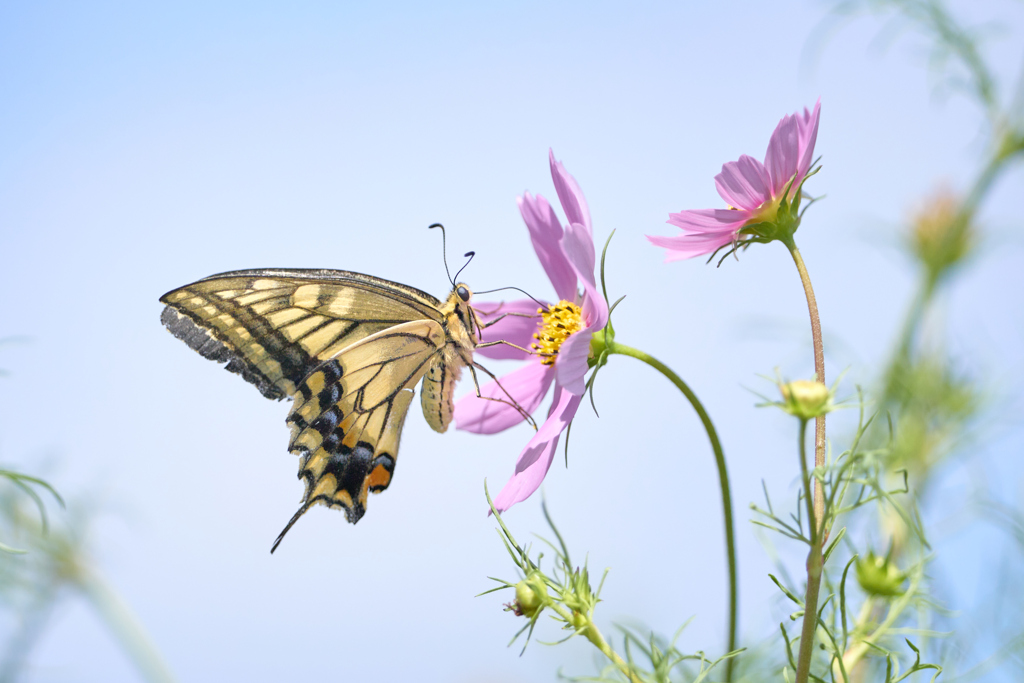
367, 464, 392, 491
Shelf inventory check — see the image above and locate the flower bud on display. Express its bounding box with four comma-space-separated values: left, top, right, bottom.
780, 380, 831, 420
514, 574, 549, 618
855, 551, 906, 597
569, 609, 589, 631
909, 186, 973, 278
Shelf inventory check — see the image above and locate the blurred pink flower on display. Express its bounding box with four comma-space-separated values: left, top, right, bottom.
455, 150, 609, 512
649, 100, 821, 261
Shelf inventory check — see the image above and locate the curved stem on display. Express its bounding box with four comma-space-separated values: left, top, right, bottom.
797, 419, 816, 546
605, 341, 738, 680
786, 243, 827, 683
787, 245, 827, 503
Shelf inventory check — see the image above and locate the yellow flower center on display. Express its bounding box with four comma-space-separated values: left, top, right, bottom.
531, 300, 583, 366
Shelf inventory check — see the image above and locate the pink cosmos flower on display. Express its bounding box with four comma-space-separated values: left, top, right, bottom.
649, 100, 821, 261
454, 150, 609, 513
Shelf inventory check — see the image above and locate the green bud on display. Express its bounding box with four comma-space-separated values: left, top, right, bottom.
514, 574, 549, 618
909, 186, 973, 279
855, 551, 906, 597
780, 380, 831, 420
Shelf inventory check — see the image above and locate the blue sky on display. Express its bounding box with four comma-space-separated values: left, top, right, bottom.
1, 1, 1022, 681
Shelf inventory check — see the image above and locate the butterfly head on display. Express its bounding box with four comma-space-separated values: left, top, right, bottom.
441, 282, 479, 349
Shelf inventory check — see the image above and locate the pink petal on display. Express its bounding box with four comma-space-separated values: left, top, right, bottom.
795, 100, 821, 183
650, 207, 748, 260
764, 111, 801, 198
454, 362, 554, 434
553, 330, 592, 395
646, 231, 738, 262
518, 192, 577, 302
666, 207, 751, 234
714, 155, 771, 211
549, 149, 592, 236
557, 221, 609, 395
560, 222, 597, 295
492, 385, 581, 512
472, 299, 544, 360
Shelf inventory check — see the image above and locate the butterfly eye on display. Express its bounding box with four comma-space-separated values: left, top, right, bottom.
457, 286, 470, 302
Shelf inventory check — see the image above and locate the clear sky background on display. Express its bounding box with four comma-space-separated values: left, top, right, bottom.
0, 1, 1022, 681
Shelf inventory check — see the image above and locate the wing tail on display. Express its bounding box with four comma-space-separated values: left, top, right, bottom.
271, 500, 316, 554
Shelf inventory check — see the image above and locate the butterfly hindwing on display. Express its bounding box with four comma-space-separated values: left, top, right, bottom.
273, 320, 450, 550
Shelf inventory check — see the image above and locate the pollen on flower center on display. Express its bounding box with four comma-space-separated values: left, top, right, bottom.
531, 300, 583, 366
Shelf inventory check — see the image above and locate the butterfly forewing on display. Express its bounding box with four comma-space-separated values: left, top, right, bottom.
160, 269, 445, 399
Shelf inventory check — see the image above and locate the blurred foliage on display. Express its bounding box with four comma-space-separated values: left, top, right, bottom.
0, 471, 62, 555
0, 481, 176, 683
0, 348, 174, 682
824, 0, 1024, 679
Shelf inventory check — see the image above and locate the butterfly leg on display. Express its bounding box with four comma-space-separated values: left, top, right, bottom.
476, 339, 535, 356
469, 306, 539, 346
479, 311, 538, 329
468, 361, 538, 430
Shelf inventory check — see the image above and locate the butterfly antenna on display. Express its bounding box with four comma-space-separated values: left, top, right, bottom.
474, 285, 547, 310
428, 223, 455, 286
270, 501, 314, 554
453, 251, 475, 282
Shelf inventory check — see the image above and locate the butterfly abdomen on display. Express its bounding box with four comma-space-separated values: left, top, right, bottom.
420, 352, 462, 433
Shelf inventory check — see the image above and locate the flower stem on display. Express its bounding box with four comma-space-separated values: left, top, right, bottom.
794, 416, 824, 681
551, 603, 643, 683
785, 242, 827, 683
78, 569, 177, 683
604, 341, 738, 680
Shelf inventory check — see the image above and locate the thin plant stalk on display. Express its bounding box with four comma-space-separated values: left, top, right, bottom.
79, 569, 177, 683
784, 241, 828, 683
603, 341, 739, 680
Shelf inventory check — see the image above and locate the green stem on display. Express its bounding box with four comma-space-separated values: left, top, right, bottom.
797, 419, 816, 546
605, 341, 738, 680
794, 417, 824, 681
785, 242, 827, 683
550, 603, 642, 683
786, 245, 826, 498
965, 131, 1019, 212
78, 570, 177, 683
